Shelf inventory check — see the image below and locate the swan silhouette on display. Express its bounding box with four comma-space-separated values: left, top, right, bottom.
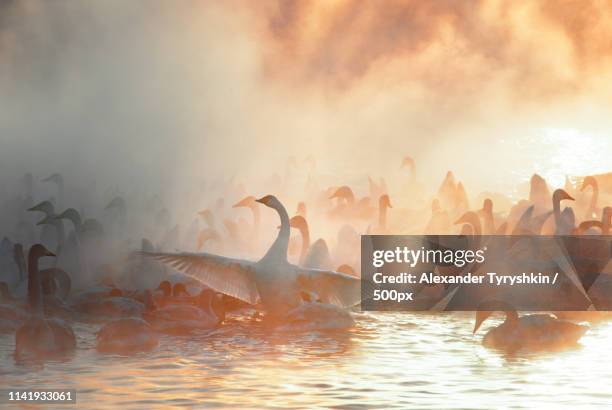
15, 244, 76, 358
473, 300, 588, 352
140, 195, 363, 320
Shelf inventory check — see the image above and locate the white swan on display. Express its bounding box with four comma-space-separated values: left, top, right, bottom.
140, 195, 363, 320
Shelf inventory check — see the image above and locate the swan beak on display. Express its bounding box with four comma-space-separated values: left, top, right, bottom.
255, 197, 266, 205
46, 251, 56, 257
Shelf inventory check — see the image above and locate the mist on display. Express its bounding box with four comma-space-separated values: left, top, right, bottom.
1, 0, 612, 237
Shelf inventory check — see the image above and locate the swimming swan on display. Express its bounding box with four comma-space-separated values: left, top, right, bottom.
473, 300, 588, 352
15, 244, 76, 358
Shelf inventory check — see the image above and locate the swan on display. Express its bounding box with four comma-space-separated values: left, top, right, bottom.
288, 216, 333, 269
573, 220, 607, 235
329, 186, 374, 220
478, 199, 495, 235
552, 189, 575, 235
368, 176, 387, 201
143, 289, 224, 334
0, 240, 24, 290
473, 300, 588, 352
56, 208, 104, 239
289, 216, 311, 265
580, 176, 600, 219
15, 244, 76, 358
437, 171, 457, 210
96, 317, 158, 354
28, 200, 64, 253
379, 194, 392, 230
511, 205, 552, 235
140, 195, 363, 322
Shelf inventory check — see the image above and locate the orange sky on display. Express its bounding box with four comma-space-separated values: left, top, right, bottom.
1, 0, 611, 196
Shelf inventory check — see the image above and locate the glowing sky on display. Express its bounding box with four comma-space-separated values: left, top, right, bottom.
1, 0, 611, 196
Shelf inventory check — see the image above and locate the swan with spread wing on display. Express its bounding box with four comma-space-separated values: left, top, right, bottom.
138, 195, 364, 319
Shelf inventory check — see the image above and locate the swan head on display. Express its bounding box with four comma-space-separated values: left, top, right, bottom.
552, 189, 574, 204
156, 280, 172, 297
473, 300, 515, 334
255, 195, 282, 209
581, 176, 598, 192
379, 194, 392, 209
329, 186, 354, 201
29, 244, 56, 259
27, 200, 54, 215
289, 215, 307, 230
233, 196, 257, 209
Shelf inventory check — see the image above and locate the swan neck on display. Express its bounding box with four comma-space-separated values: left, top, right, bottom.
261, 202, 290, 263
27, 253, 43, 316
553, 197, 562, 227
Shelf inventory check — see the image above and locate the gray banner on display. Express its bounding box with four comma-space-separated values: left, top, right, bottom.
361, 235, 612, 311
0, 389, 77, 404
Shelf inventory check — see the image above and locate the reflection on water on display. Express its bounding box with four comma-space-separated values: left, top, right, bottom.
1, 311, 610, 409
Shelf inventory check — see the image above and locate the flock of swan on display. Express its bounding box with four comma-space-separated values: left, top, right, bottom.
0, 159, 611, 359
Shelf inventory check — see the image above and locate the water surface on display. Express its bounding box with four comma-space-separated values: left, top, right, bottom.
1, 311, 609, 409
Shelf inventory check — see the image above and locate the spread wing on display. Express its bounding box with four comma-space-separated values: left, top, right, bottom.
295, 267, 374, 308
137, 251, 260, 305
